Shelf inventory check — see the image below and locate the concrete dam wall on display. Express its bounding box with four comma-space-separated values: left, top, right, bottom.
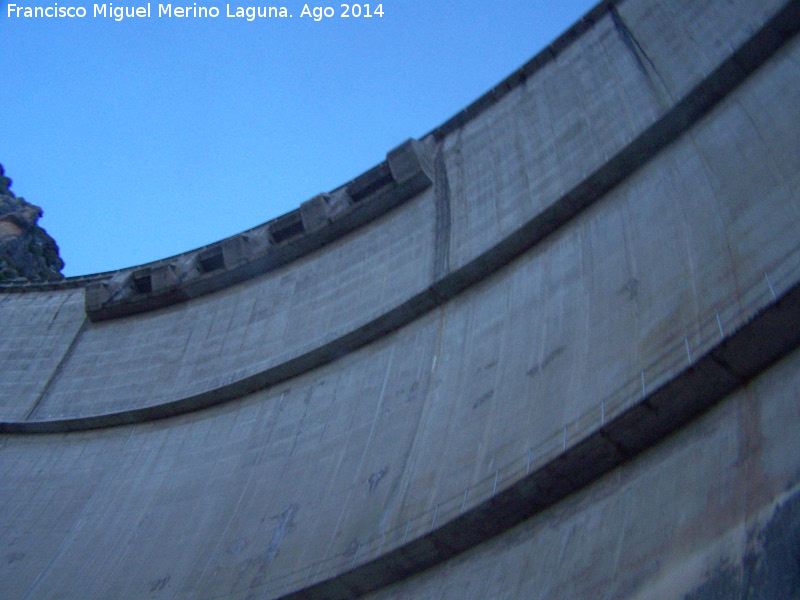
2, 0, 800, 598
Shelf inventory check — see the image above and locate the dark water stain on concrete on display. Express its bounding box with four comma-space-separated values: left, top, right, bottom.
148, 575, 170, 594
369, 466, 389, 492
472, 390, 494, 409
685, 489, 800, 600
527, 346, 566, 378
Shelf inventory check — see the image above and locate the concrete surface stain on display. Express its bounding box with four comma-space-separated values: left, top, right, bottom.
527, 346, 566, 377
684, 488, 800, 599
369, 466, 389, 492
472, 390, 494, 409
148, 575, 170, 594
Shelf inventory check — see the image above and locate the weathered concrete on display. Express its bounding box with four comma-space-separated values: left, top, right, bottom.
81, 139, 434, 322
361, 347, 800, 600
1, 0, 799, 598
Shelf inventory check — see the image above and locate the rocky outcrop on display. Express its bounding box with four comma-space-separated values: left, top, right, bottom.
0, 163, 64, 282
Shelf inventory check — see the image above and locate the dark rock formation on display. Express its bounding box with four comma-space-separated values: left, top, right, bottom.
0, 163, 65, 282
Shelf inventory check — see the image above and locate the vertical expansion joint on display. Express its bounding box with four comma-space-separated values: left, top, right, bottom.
24, 317, 89, 422
433, 145, 451, 280
610, 4, 645, 67
610, 4, 672, 101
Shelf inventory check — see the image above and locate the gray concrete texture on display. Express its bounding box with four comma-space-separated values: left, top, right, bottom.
364, 347, 800, 600
1, 0, 800, 598
0, 188, 436, 421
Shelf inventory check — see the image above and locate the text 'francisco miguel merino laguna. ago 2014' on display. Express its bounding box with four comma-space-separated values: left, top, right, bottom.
6, 2, 384, 20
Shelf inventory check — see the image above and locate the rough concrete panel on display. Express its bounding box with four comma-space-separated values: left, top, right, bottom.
25, 190, 434, 420
443, 0, 791, 274
445, 12, 662, 271
686, 42, 800, 290
0, 316, 441, 600
361, 347, 800, 600
401, 30, 800, 504
6, 320, 797, 600
0, 290, 85, 421
619, 0, 785, 101
1, 0, 795, 431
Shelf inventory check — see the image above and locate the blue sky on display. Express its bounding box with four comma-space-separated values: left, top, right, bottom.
2, 0, 597, 276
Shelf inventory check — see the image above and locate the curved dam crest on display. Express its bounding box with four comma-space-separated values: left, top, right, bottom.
2, 0, 800, 599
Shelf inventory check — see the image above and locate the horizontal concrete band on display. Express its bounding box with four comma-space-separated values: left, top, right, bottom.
1, 0, 798, 435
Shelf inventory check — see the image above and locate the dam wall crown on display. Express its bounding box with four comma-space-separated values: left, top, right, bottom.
83, 138, 433, 321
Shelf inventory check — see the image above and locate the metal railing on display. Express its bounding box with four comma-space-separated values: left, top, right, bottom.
222, 241, 800, 600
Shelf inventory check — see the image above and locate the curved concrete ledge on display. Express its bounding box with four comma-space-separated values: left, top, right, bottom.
275, 277, 800, 600
2, 0, 797, 432
83, 140, 433, 322
0, 141, 433, 317
3, 2, 800, 600
0, 3, 618, 301
0, 0, 772, 302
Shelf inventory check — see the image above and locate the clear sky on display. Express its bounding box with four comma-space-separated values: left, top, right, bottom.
2, 0, 597, 277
